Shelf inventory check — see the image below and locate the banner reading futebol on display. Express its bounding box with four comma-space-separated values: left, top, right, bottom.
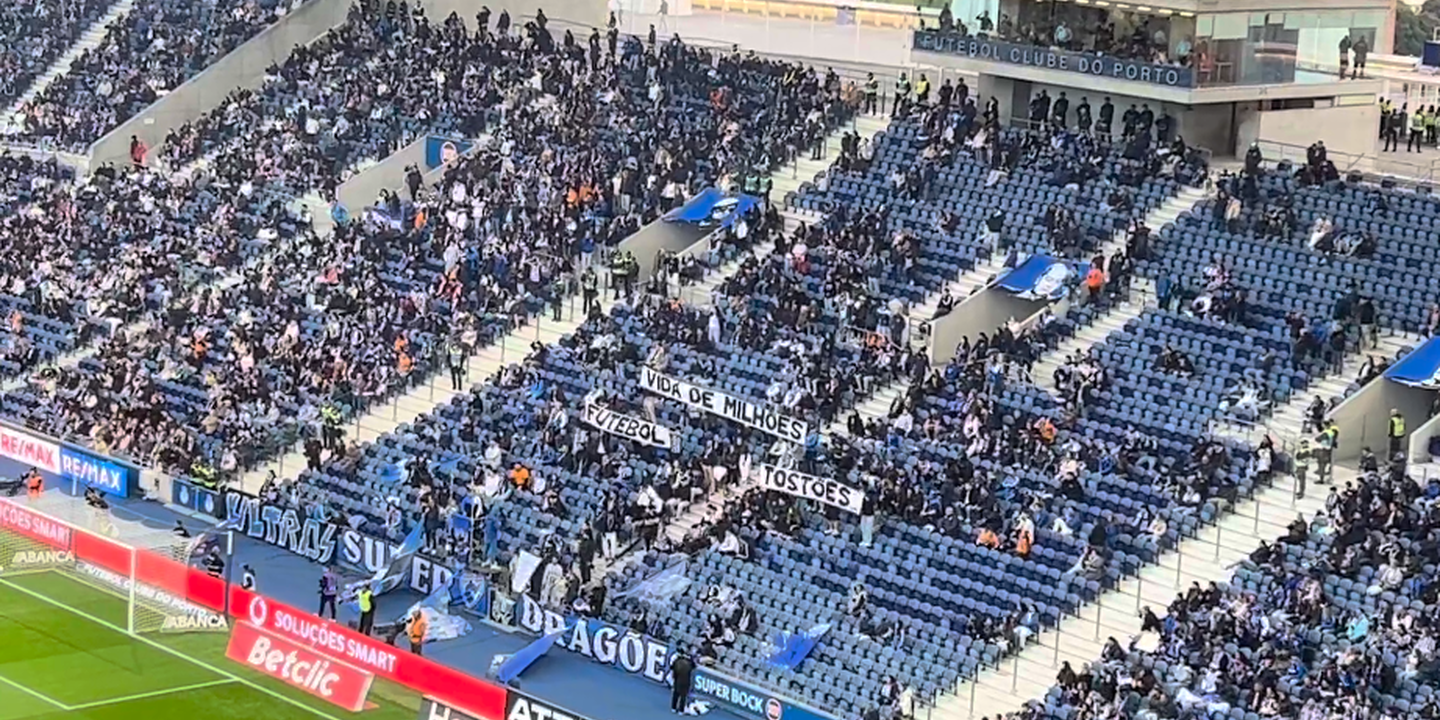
638, 367, 808, 444
758, 464, 864, 514
582, 402, 675, 449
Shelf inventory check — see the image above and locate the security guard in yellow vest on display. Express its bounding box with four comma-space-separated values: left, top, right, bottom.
1409, 110, 1426, 152
321, 402, 343, 452
1389, 408, 1407, 459
357, 585, 376, 635
191, 459, 217, 489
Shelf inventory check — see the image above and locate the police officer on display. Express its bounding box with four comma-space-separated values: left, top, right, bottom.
894, 72, 910, 115
863, 72, 879, 115
357, 584, 376, 635
321, 402, 343, 452
1293, 438, 1311, 500
581, 266, 599, 315
550, 272, 568, 320
1388, 408, 1407, 460
447, 340, 467, 391
615, 252, 638, 300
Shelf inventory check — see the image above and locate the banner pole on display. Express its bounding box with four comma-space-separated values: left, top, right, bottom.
225, 530, 235, 618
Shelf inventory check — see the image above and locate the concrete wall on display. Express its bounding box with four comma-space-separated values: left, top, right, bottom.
1409, 408, 1440, 463
1327, 379, 1436, 463
89, 0, 356, 167
335, 138, 429, 212
927, 288, 1045, 366
1247, 103, 1381, 160
616, 221, 713, 281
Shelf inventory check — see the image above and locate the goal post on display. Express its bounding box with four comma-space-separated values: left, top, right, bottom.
0, 496, 230, 636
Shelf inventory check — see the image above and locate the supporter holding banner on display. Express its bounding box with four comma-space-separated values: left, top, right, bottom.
758, 464, 864, 514
424, 136, 473, 170
1385, 336, 1440, 388
638, 367, 808, 444
663, 187, 761, 229
996, 255, 1086, 301
581, 401, 675, 449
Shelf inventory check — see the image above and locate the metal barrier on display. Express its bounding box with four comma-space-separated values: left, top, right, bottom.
1256, 138, 1440, 187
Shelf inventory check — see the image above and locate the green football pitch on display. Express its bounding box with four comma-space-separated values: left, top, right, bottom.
0, 572, 421, 720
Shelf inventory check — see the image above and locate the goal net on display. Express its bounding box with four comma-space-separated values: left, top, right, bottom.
0, 495, 229, 635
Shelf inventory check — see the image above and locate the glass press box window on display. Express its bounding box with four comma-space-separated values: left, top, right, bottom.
1193, 9, 1387, 87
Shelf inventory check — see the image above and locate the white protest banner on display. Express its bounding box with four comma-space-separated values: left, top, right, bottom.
758, 464, 864, 514
582, 402, 675, 449
638, 367, 808, 444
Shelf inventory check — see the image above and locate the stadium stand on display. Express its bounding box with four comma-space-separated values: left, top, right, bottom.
0, 155, 302, 385
11, 0, 290, 152
4, 7, 1440, 720
0, 0, 113, 111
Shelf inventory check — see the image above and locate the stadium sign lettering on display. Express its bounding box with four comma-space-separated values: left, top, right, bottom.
912, 31, 1194, 87
162, 613, 229, 633
420, 698, 482, 720
581, 401, 675, 449
691, 670, 834, 720
758, 464, 864, 514
226, 622, 375, 711
517, 594, 672, 683
233, 588, 508, 717
638, 367, 808, 444
9, 550, 74, 567
408, 555, 456, 595
0, 426, 60, 473
76, 562, 227, 632
268, 605, 401, 674
0, 502, 71, 547
339, 526, 395, 574
58, 448, 130, 496
506, 696, 581, 720
225, 493, 338, 564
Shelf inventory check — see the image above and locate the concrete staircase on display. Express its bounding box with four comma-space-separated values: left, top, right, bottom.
911, 252, 1006, 326
935, 462, 1338, 720
1026, 185, 1209, 392
1209, 332, 1422, 449
239, 118, 887, 496
237, 284, 605, 494
1029, 305, 1146, 394
1, 0, 135, 135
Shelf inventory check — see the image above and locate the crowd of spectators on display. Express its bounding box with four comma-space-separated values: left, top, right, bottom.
13, 0, 291, 151
926, 6, 1192, 70
1001, 455, 1440, 720
162, 1, 850, 206
0, 153, 294, 381
0, 0, 111, 109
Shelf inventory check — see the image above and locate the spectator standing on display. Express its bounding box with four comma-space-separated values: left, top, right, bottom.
406, 608, 428, 655
1352, 35, 1368, 78
448, 340, 467, 391
670, 649, 695, 712
319, 567, 339, 620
